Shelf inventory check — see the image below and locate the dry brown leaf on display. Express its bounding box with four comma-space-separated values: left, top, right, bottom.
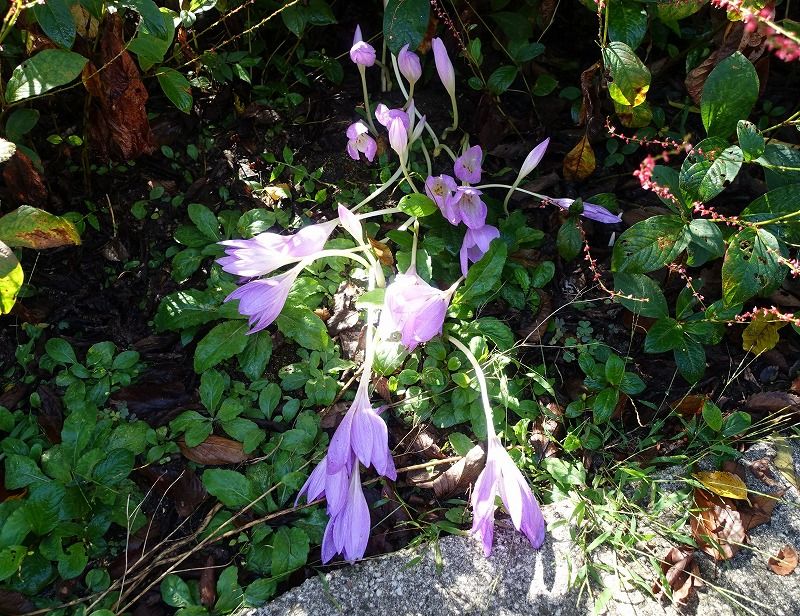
199, 555, 216, 607
768, 545, 798, 575
414, 444, 486, 499
369, 237, 394, 266
179, 435, 250, 465
749, 457, 779, 487
671, 394, 708, 418
745, 392, 800, 416
563, 135, 596, 181
694, 471, 748, 500
739, 489, 785, 530
691, 488, 747, 560
2, 150, 48, 206
774, 436, 799, 491
652, 547, 700, 606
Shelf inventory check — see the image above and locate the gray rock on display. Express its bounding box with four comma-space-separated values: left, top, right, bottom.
241, 438, 800, 616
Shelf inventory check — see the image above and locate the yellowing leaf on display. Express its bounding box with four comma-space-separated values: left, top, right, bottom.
693, 471, 748, 500
0, 206, 81, 249
742, 311, 787, 354
774, 435, 799, 491
563, 135, 596, 181
0, 241, 24, 314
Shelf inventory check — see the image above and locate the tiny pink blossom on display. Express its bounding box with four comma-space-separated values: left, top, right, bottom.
398, 44, 422, 85
454, 145, 483, 184
425, 174, 457, 212
350, 25, 376, 67
432, 37, 455, 97
443, 186, 487, 229
346, 122, 377, 162
380, 268, 450, 351
224, 263, 303, 333
460, 224, 500, 276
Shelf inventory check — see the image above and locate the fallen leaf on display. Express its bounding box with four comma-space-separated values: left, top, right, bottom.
563, 135, 596, 181
691, 488, 747, 560
742, 311, 787, 354
745, 392, 800, 416
721, 460, 746, 483
369, 237, 394, 266
671, 394, 707, 418
774, 436, 799, 491
1, 150, 47, 206
768, 545, 798, 575
694, 470, 749, 500
179, 435, 250, 465
199, 555, 216, 606
749, 457, 779, 487
0, 589, 36, 615
414, 444, 486, 499
652, 546, 700, 606
739, 490, 785, 530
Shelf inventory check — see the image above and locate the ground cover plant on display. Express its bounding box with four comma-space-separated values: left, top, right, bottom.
1, 0, 800, 614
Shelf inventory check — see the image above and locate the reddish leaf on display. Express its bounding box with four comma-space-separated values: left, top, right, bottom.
768, 545, 798, 575
690, 488, 746, 560
1, 150, 47, 206
199, 555, 216, 607
745, 392, 800, 416
413, 444, 486, 499
652, 546, 700, 606
671, 394, 708, 418
179, 435, 250, 465
739, 490, 785, 530
749, 457, 779, 487
0, 589, 36, 615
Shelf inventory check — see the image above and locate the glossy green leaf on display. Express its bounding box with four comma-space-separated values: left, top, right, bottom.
613, 272, 669, 318
608, 0, 647, 49
157, 68, 192, 114
601, 42, 650, 107
701, 52, 759, 138
721, 227, 786, 306
0, 242, 23, 314
194, 320, 250, 372
0, 205, 81, 249
32, 0, 76, 49
737, 120, 765, 162
276, 306, 330, 351
398, 193, 437, 217
5, 50, 88, 103
456, 240, 507, 303
486, 65, 519, 95
202, 469, 253, 509
271, 527, 310, 578
611, 215, 689, 273
383, 0, 430, 55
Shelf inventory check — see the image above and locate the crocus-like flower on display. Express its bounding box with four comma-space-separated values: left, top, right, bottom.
218, 220, 337, 278
337, 204, 363, 243
454, 145, 482, 184
425, 174, 457, 212
321, 462, 371, 563
328, 384, 396, 479
443, 186, 487, 229
346, 121, 377, 162
380, 268, 450, 351
460, 224, 500, 276
518, 138, 549, 180
398, 44, 422, 85
549, 198, 622, 224
388, 117, 408, 157
295, 453, 352, 516
432, 37, 455, 97
375, 104, 410, 131
471, 435, 545, 556
224, 262, 303, 333
350, 25, 376, 67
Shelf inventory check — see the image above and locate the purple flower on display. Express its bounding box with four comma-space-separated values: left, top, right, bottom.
218, 220, 337, 278
443, 186, 487, 229
337, 204, 363, 242
295, 453, 352, 516
388, 117, 408, 157
460, 224, 500, 276
425, 174, 457, 212
380, 269, 449, 351
454, 145, 482, 184
328, 384, 396, 480
471, 436, 545, 556
346, 122, 377, 162
519, 138, 549, 180
549, 198, 622, 224
398, 44, 422, 85
224, 263, 302, 333
321, 463, 371, 563
375, 104, 410, 131
432, 37, 455, 97
350, 25, 376, 67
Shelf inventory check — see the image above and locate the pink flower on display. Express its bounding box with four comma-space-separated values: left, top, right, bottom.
380, 268, 450, 351
346, 122, 377, 162
518, 138, 549, 180
425, 174, 457, 212
295, 453, 352, 516
321, 462, 371, 563
218, 220, 337, 278
549, 198, 622, 224
224, 263, 303, 333
460, 224, 500, 276
443, 186, 487, 229
388, 117, 408, 157
375, 104, 410, 131
328, 384, 396, 480
337, 204, 363, 242
454, 145, 482, 184
398, 44, 422, 85
350, 25, 376, 67
471, 436, 545, 556
432, 37, 455, 97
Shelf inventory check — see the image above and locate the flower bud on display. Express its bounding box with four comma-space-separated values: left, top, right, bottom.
432, 37, 455, 97
398, 44, 422, 85
350, 25, 376, 67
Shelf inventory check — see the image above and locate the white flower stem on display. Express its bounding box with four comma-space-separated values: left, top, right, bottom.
359, 66, 379, 136
441, 93, 459, 139
447, 336, 496, 440
351, 166, 404, 213
355, 206, 402, 220
399, 154, 419, 193
475, 183, 550, 201
315, 248, 372, 271
390, 54, 443, 155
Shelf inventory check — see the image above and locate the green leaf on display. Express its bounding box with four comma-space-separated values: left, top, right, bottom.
475, 317, 515, 351
680, 141, 743, 202
619, 372, 646, 395
214, 566, 243, 613
593, 388, 619, 424
604, 354, 625, 387
0, 243, 23, 314
486, 65, 518, 95
721, 227, 786, 306
32, 0, 76, 49
701, 52, 759, 138
448, 432, 474, 456
161, 574, 193, 608
238, 209, 276, 238
601, 41, 650, 107
5, 109, 39, 143
556, 218, 583, 262
202, 469, 253, 509
244, 578, 277, 606
355, 288, 385, 309
194, 321, 249, 373
154, 290, 227, 331
93, 450, 134, 485
114, 0, 169, 38
4, 454, 48, 489
383, 0, 431, 55
674, 338, 705, 383
271, 527, 310, 578
0, 206, 81, 249
5, 50, 88, 103
188, 203, 220, 241
737, 120, 765, 162
611, 215, 689, 273
157, 68, 192, 114
608, 0, 647, 49
276, 306, 330, 351
128, 8, 175, 70
740, 184, 800, 243
612, 273, 669, 318
397, 193, 437, 217
644, 318, 684, 353
686, 218, 725, 267
755, 143, 800, 189
58, 543, 87, 579
0, 546, 26, 582
702, 400, 723, 431
456, 240, 507, 303
238, 331, 273, 381
24, 482, 65, 535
